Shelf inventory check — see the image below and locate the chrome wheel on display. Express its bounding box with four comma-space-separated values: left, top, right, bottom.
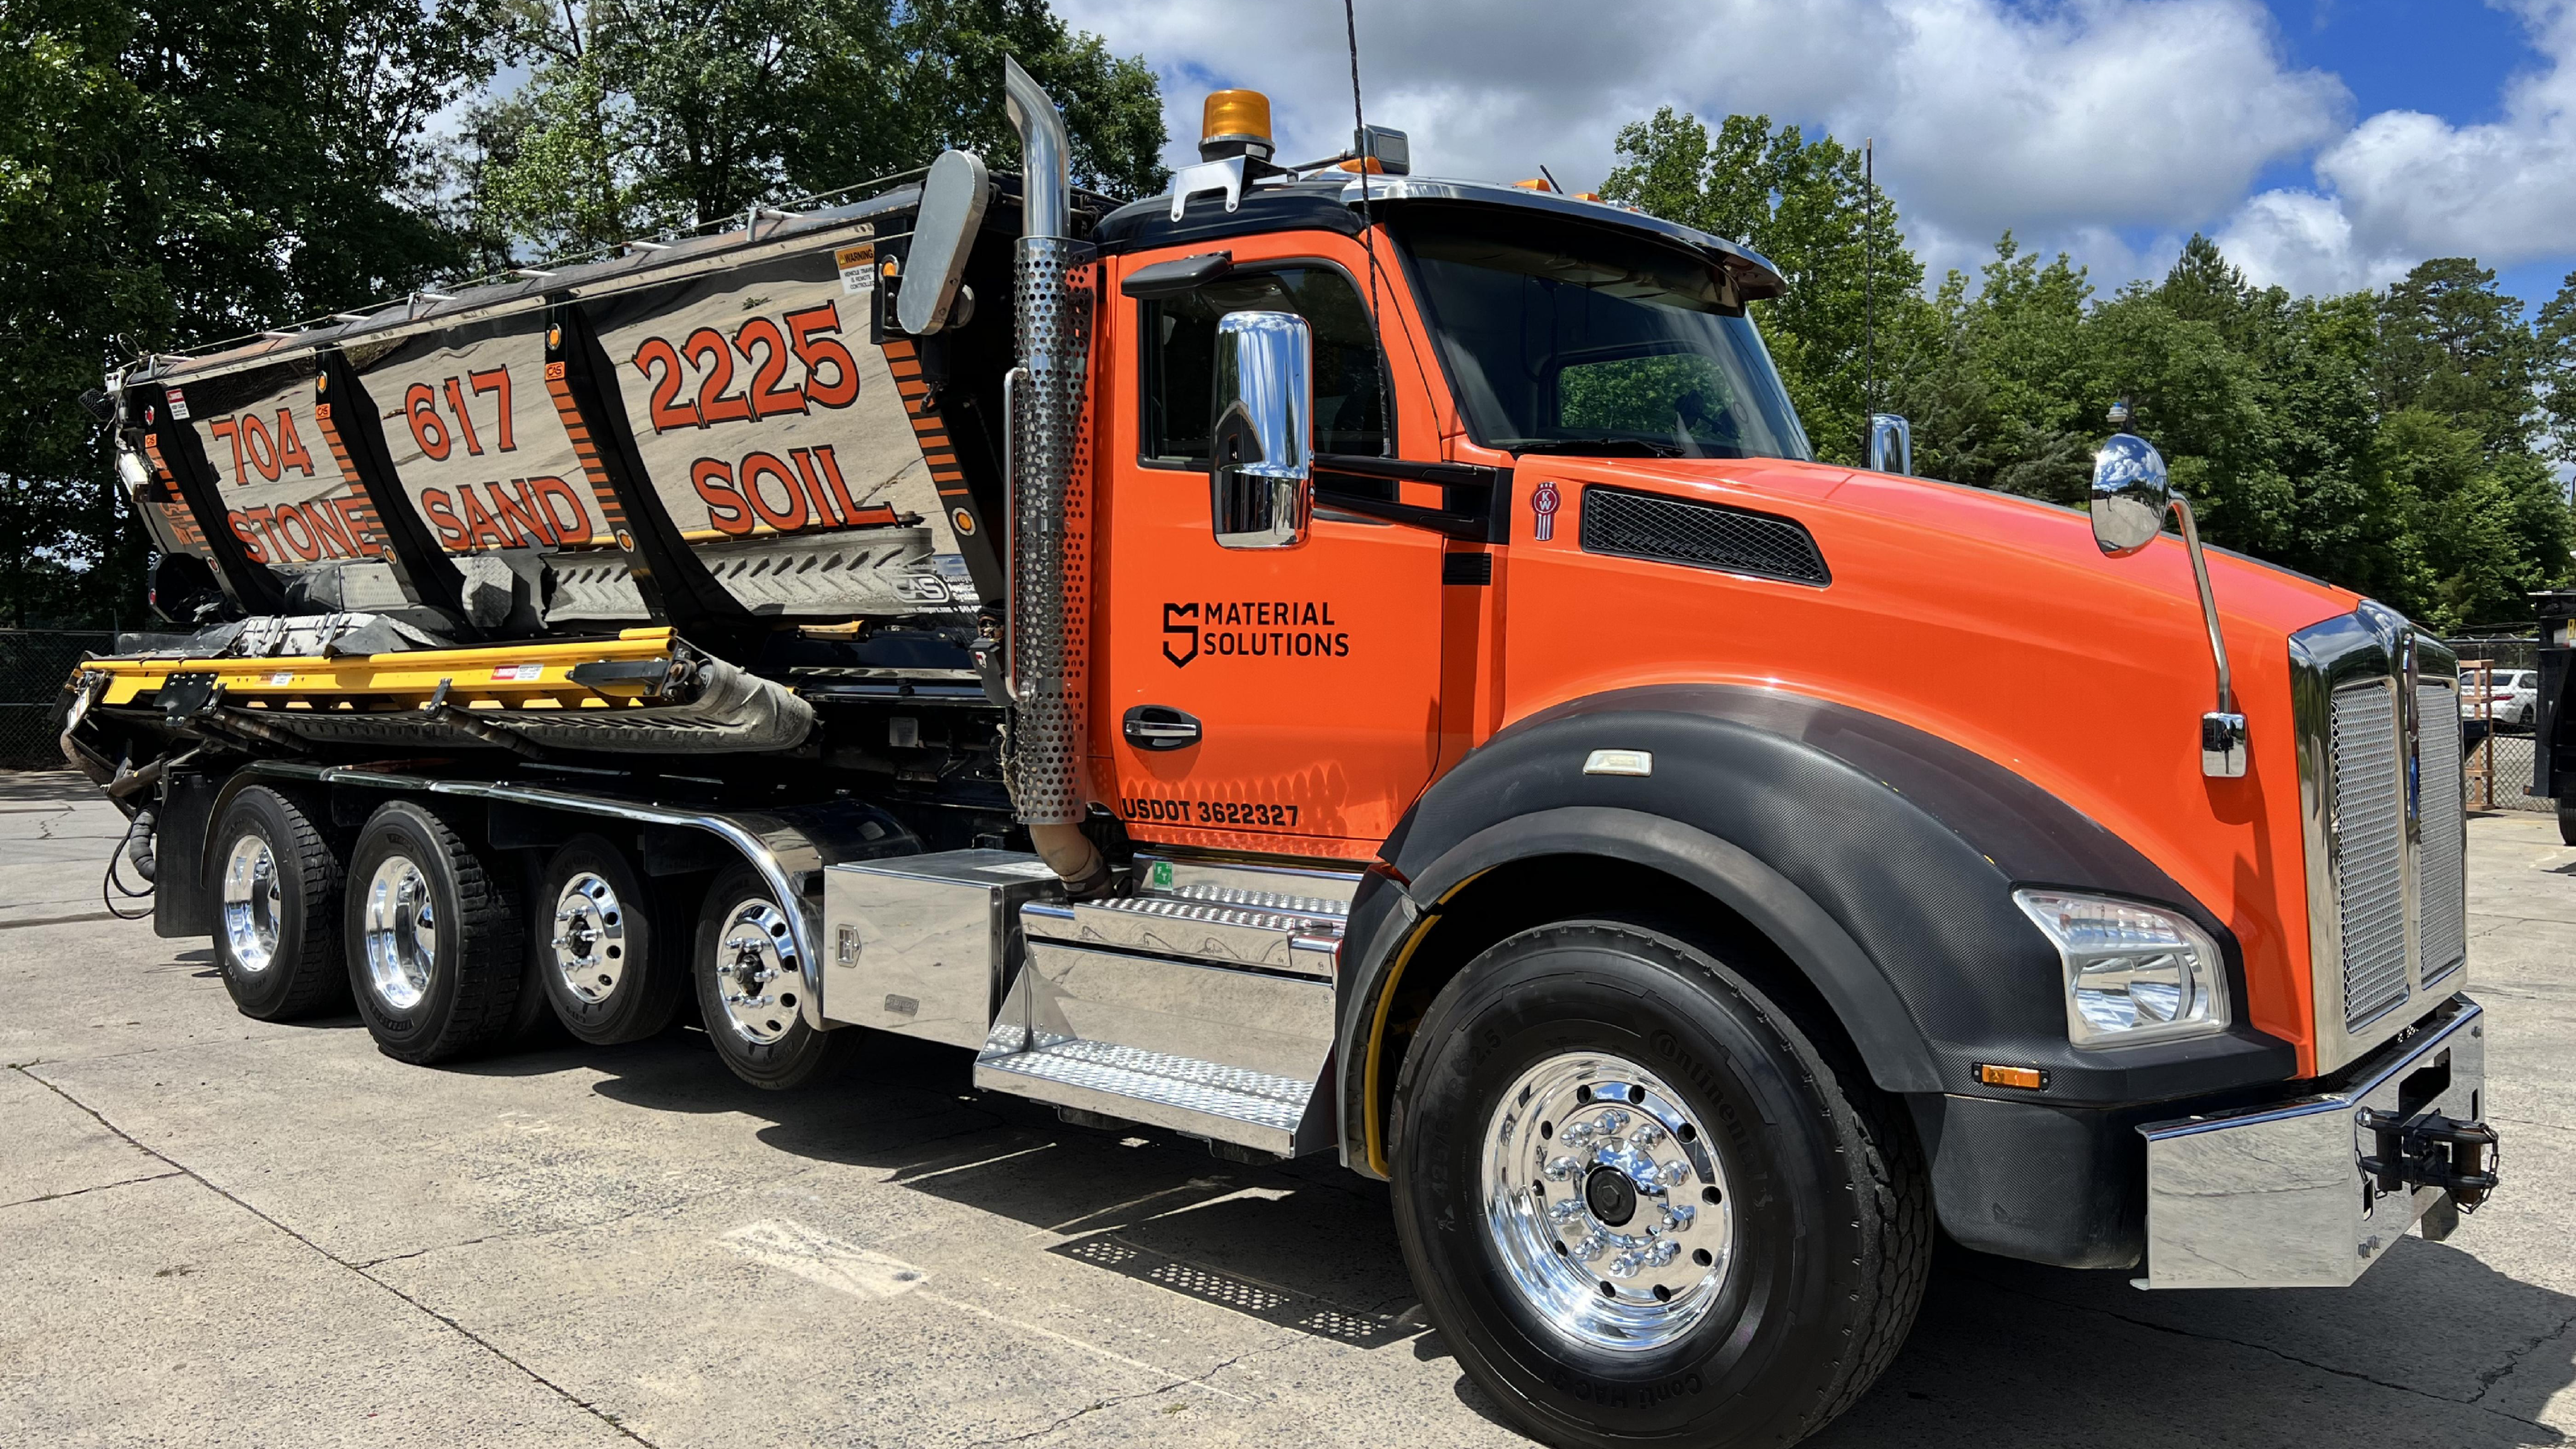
1480, 1050, 1735, 1354
714, 896, 800, 1045
550, 871, 628, 1003
360, 854, 437, 1011
220, 833, 283, 974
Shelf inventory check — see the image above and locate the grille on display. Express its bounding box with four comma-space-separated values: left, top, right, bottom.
1580, 486, 1829, 586
2329, 682, 2410, 1028
2416, 680, 2468, 985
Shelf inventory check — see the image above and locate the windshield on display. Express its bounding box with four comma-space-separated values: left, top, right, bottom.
1394, 204, 1811, 461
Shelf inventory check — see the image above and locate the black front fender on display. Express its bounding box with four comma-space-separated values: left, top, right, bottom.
1337, 684, 2295, 1174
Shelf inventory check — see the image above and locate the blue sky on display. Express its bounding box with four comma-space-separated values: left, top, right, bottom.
2272, 0, 2569, 305
1057, 0, 2576, 308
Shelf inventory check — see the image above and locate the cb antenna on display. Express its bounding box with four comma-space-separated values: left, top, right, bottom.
1863, 136, 1875, 459
1345, 0, 1393, 455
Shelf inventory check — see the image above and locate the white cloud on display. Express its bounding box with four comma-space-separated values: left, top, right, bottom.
2214, 1, 2576, 293
2214, 188, 2410, 295
1056, 0, 2344, 292
1061, 0, 2576, 300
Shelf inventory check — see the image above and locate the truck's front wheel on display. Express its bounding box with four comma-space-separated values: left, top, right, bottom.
1389, 922, 1927, 1449
693, 864, 857, 1090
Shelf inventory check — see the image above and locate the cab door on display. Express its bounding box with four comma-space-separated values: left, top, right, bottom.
1094, 237, 1446, 856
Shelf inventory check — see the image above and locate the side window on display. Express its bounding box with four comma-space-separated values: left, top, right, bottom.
1140, 265, 1391, 464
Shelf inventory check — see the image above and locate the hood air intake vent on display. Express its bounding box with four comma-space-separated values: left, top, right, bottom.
1579, 485, 1829, 586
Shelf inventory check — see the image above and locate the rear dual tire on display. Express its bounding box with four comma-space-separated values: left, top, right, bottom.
535, 835, 688, 1046
209, 786, 350, 1020
344, 801, 526, 1065
1390, 921, 1928, 1449
693, 864, 858, 1090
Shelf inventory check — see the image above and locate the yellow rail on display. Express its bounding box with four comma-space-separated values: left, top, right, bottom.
84, 627, 679, 712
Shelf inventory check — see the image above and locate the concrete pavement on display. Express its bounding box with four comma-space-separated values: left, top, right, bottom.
2, 767, 2570, 1447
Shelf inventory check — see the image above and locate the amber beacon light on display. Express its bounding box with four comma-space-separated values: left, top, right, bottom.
1199, 89, 1275, 162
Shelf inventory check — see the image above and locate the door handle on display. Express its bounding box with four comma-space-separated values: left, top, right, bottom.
1122, 704, 1202, 751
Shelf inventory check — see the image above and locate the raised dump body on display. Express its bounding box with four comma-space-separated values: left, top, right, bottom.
126, 188, 1018, 636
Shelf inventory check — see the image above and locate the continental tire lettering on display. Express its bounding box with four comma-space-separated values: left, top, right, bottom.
1648, 1028, 1752, 1148
1546, 1368, 1704, 1406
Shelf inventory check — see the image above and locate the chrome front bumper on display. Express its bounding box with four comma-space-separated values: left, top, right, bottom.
2137, 996, 2492, 1289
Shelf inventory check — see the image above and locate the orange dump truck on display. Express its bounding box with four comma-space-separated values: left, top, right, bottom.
62, 60, 2498, 1447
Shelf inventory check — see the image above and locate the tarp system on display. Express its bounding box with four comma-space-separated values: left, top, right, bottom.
116, 191, 989, 631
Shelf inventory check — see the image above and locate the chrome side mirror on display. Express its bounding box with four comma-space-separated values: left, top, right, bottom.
1867, 413, 1912, 476
1208, 310, 1313, 550
2090, 433, 2173, 556
895, 149, 990, 335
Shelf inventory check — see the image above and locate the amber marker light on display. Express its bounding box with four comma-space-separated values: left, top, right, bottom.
1975, 1063, 2048, 1090
1200, 89, 1275, 162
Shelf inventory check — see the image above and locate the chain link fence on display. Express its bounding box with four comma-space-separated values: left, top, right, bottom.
0, 630, 115, 770
2448, 638, 2553, 814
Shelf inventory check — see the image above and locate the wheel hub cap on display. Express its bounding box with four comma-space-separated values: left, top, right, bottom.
1583, 1164, 1639, 1227
220, 834, 283, 974
715, 898, 800, 1046
550, 872, 626, 1003
360, 855, 436, 1011
1481, 1051, 1736, 1353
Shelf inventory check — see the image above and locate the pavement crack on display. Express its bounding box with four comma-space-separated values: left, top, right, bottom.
2469, 1305, 2576, 1405
12, 1063, 662, 1447
0, 1169, 185, 1210
1968, 1270, 2557, 1429
968, 1346, 1270, 1446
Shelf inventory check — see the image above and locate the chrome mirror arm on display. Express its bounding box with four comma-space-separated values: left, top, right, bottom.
2171, 495, 2247, 777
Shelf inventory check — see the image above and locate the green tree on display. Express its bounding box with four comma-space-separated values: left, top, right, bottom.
2, 0, 501, 627
1600, 107, 1930, 464
2377, 258, 2535, 455
470, 0, 1169, 260
2536, 268, 2576, 466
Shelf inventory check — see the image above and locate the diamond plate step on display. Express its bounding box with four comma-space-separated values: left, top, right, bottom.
1022, 894, 1342, 977
977, 1037, 1314, 1147
975, 941, 1337, 1156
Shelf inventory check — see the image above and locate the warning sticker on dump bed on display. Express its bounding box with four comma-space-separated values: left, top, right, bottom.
837, 245, 876, 295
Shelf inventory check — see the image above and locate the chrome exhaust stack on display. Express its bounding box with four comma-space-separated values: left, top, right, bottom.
1001, 56, 1108, 896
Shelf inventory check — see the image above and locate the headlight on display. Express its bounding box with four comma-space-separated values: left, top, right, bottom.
2013, 890, 2229, 1047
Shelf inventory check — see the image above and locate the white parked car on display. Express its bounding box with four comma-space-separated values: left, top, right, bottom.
2467, 669, 2541, 728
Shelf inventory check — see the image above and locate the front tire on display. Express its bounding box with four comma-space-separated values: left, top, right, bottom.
344, 801, 526, 1065
209, 786, 349, 1020
1389, 921, 1928, 1449
693, 864, 857, 1090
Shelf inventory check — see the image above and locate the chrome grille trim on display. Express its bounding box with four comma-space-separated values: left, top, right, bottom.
2416, 679, 2468, 986
2329, 682, 2409, 1027
2290, 605, 2464, 1073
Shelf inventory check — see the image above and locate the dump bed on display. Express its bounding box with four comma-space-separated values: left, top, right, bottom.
114, 184, 1029, 635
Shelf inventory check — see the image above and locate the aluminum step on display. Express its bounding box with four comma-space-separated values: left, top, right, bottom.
977, 1037, 1315, 1145
1022, 894, 1342, 977
975, 941, 1336, 1156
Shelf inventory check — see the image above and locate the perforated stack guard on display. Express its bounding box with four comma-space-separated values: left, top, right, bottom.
1007, 239, 1091, 826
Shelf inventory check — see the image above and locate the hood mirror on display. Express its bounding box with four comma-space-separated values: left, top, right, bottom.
1867, 413, 1912, 476
2090, 432, 2173, 557
2089, 425, 2245, 777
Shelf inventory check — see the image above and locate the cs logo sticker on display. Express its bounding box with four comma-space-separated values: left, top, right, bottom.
1161, 602, 1200, 667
